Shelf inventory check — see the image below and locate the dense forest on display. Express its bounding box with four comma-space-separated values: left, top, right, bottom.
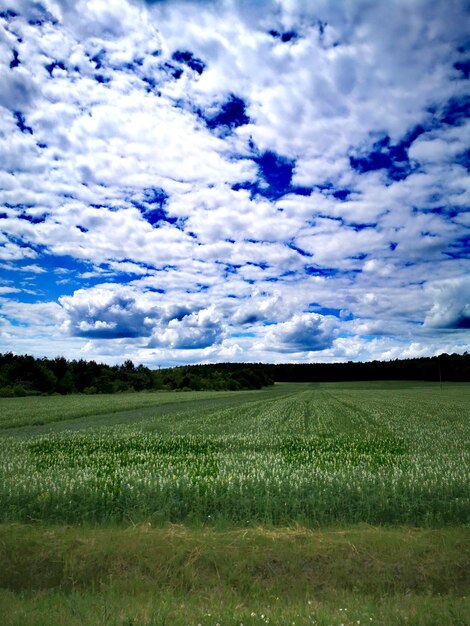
268, 352, 470, 383
0, 351, 468, 397
0, 353, 273, 396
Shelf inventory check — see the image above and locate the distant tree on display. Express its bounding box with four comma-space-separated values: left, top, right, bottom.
57, 370, 75, 394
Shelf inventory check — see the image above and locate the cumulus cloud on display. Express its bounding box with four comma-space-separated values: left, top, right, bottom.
0, 0, 469, 364
60, 286, 159, 338
424, 278, 470, 330
264, 313, 339, 353
148, 306, 223, 349
231, 292, 286, 325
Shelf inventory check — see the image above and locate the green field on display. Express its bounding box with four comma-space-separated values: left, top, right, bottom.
1, 382, 469, 624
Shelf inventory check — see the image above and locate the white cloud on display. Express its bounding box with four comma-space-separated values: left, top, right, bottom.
0, 0, 469, 364
59, 285, 159, 338
149, 306, 223, 350
263, 313, 339, 353
424, 278, 470, 330
0, 286, 21, 295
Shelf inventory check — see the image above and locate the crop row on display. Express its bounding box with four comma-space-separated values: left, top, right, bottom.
1, 384, 468, 526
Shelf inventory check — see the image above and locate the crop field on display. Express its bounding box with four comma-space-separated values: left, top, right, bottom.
0, 381, 469, 526
1, 382, 469, 625
0, 388, 243, 430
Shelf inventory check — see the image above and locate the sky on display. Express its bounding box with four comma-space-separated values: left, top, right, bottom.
0, 0, 469, 367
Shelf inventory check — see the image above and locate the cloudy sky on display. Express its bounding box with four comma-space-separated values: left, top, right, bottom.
0, 0, 469, 367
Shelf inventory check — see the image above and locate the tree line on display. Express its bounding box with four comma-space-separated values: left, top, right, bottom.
266, 352, 470, 383
0, 351, 468, 397
0, 353, 273, 396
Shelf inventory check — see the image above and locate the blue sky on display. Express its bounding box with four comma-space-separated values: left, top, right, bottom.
0, 0, 469, 366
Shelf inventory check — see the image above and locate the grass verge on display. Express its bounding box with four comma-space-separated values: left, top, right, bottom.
1, 523, 469, 625
2, 588, 469, 626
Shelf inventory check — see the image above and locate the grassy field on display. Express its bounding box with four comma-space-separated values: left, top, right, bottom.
1, 382, 469, 624
2, 524, 469, 626
1, 382, 469, 526
0, 387, 261, 429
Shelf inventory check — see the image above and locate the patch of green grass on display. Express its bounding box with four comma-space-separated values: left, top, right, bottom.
2, 523, 469, 594
0, 524, 469, 625
0, 384, 300, 434
0, 388, 276, 430
2, 589, 469, 626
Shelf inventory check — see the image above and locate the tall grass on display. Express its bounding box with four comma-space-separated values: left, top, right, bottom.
1, 524, 470, 626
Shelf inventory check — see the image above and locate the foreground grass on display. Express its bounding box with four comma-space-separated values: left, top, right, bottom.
1, 523, 469, 625
3, 589, 469, 626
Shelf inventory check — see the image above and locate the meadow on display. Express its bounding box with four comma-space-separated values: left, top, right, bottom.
1, 382, 469, 625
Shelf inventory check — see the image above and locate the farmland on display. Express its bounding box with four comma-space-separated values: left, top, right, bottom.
1, 382, 469, 526
1, 382, 469, 625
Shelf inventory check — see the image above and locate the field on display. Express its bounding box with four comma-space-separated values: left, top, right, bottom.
1, 382, 469, 625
